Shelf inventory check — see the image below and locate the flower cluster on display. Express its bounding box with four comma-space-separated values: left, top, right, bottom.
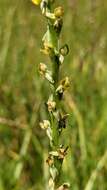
32, 0, 70, 189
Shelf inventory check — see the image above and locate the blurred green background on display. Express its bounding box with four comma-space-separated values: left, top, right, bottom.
0, 0, 107, 189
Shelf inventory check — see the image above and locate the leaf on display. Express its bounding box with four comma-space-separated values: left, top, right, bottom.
42, 24, 58, 48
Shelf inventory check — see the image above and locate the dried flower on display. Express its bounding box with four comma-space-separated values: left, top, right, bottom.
39, 120, 50, 129
49, 146, 68, 160
46, 155, 54, 166
40, 120, 52, 140
39, 63, 54, 83
47, 99, 56, 112
58, 146, 68, 160
56, 77, 70, 98
58, 113, 69, 132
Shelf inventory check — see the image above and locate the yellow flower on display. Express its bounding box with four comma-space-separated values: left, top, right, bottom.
31, 0, 41, 5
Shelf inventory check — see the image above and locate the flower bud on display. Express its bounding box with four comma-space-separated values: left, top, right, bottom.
40, 120, 52, 140
47, 99, 56, 112
54, 7, 64, 18
40, 120, 50, 129
31, 0, 41, 5
39, 63, 47, 75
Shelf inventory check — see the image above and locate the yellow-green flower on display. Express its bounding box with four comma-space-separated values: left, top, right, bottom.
31, 0, 41, 5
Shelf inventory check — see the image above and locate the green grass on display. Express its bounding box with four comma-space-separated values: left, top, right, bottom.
0, 0, 107, 189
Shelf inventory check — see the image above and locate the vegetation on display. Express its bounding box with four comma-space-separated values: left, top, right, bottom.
0, 0, 107, 190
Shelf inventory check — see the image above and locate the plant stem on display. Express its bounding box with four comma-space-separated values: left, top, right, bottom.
65, 93, 87, 161
84, 150, 107, 190
13, 102, 40, 182
14, 128, 31, 181
33, 1, 70, 189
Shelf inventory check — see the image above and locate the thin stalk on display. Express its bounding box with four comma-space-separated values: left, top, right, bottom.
65, 93, 87, 187
0, 117, 27, 129
0, 7, 16, 83
13, 102, 40, 182
14, 128, 31, 181
84, 150, 107, 190
65, 93, 87, 162
32, 1, 70, 189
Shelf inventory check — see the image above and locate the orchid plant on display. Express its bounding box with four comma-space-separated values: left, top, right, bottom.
32, 0, 70, 189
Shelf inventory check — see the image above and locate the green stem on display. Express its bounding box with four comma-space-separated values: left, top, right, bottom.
39, 1, 69, 189
14, 128, 31, 181
84, 150, 107, 190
